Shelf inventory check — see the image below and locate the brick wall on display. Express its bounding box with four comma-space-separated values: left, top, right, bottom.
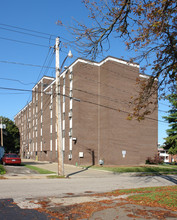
14, 57, 158, 166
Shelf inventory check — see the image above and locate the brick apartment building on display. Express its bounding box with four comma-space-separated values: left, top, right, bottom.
14, 56, 158, 166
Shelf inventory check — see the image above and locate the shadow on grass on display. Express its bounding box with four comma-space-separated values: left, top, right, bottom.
160, 175, 177, 185
66, 166, 93, 178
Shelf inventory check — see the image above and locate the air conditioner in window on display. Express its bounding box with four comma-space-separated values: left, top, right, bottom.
69, 74, 73, 80
68, 111, 72, 118
68, 154, 72, 160
69, 131, 72, 137
49, 105, 52, 110
69, 91, 73, 97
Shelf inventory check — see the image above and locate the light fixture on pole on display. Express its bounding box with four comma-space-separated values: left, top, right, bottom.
55, 37, 73, 176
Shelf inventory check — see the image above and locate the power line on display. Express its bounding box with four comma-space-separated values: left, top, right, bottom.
0, 36, 49, 48
0, 75, 168, 117
79, 98, 166, 124
0, 58, 135, 96
0, 57, 137, 94
159, 102, 170, 107
0, 23, 57, 38
0, 23, 76, 46
35, 47, 54, 83
0, 86, 168, 124
0, 60, 55, 69
158, 109, 168, 113
0, 74, 160, 113
26, 47, 55, 104
42, 52, 55, 77
0, 77, 36, 85
0, 92, 28, 95
0, 57, 167, 114
0, 86, 35, 93
0, 58, 138, 98
0, 26, 52, 40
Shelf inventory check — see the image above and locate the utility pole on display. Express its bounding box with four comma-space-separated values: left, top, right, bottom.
1, 118, 3, 146
55, 37, 64, 176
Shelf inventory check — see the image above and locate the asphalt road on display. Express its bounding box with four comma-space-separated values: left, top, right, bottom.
1, 164, 177, 219
1, 174, 177, 200
0, 199, 55, 220
1, 162, 177, 200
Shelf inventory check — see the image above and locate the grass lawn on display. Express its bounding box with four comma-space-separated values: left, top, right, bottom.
23, 164, 56, 174
96, 185, 177, 211
89, 164, 177, 174
38, 185, 177, 220
120, 186, 177, 211
0, 164, 6, 175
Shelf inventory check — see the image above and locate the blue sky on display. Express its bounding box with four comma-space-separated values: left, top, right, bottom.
0, 0, 170, 145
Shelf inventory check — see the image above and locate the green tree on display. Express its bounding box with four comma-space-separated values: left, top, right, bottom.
0, 116, 20, 153
59, 0, 177, 119
163, 94, 177, 155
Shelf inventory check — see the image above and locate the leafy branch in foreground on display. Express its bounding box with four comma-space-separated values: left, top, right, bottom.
58, 0, 177, 119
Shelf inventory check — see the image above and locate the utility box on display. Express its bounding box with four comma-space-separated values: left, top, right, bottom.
0, 146, 5, 160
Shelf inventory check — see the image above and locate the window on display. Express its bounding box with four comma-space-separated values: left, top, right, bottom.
69, 118, 72, 128
55, 138, 57, 151
50, 140, 52, 151
62, 130, 65, 138
70, 99, 73, 109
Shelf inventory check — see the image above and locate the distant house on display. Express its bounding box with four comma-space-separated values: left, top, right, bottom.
158, 147, 170, 163
14, 56, 158, 166
158, 146, 177, 163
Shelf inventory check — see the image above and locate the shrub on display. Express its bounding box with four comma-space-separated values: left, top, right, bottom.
0, 165, 6, 175
146, 154, 164, 165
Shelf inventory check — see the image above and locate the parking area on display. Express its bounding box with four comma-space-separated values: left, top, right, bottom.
3, 165, 38, 176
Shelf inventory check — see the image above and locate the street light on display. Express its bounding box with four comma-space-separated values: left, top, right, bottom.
60, 50, 73, 71
55, 37, 73, 176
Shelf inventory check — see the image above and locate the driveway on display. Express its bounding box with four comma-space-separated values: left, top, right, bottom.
3, 164, 38, 177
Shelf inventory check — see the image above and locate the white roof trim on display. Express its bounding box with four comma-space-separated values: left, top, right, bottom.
15, 56, 139, 118
44, 79, 56, 92
139, 74, 149, 79
60, 56, 139, 77
14, 101, 32, 118
100, 57, 139, 68
32, 76, 54, 91
139, 74, 158, 81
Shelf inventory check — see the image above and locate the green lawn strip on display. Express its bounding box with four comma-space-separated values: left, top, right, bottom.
114, 186, 177, 210
158, 164, 177, 169
88, 165, 177, 174
127, 189, 177, 209
24, 164, 56, 174
0, 164, 6, 175
117, 186, 177, 194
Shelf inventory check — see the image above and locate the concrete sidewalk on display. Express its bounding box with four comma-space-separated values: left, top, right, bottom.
21, 158, 113, 178
3, 159, 177, 219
